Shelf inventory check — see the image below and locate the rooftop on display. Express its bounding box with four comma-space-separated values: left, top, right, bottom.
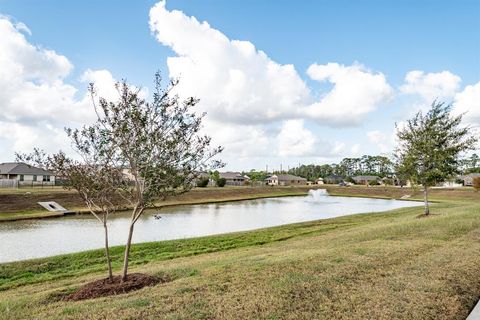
0, 162, 53, 176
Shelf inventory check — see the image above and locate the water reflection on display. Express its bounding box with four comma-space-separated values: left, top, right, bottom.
0, 192, 421, 263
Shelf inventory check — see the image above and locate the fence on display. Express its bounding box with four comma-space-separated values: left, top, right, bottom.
0, 179, 65, 189
0, 179, 18, 188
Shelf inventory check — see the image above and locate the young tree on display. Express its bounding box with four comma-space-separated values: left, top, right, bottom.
90, 73, 223, 281
395, 101, 478, 215
16, 134, 123, 280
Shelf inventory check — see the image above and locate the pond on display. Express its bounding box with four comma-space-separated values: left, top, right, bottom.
0, 190, 421, 263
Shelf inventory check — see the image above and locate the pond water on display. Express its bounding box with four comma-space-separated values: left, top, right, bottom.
0, 190, 421, 263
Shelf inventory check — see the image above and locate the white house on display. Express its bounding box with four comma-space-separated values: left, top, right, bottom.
265, 174, 307, 186
0, 162, 55, 187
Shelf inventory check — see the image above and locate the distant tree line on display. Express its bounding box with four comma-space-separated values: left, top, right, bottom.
286, 155, 395, 181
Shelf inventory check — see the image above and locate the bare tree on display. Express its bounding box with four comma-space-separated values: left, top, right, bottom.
89, 73, 223, 280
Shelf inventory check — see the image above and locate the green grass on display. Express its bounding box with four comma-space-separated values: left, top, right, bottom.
0, 213, 357, 291
0, 190, 479, 319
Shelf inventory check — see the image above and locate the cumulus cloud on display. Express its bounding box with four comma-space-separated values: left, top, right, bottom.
0, 17, 119, 160
277, 120, 316, 157
367, 130, 393, 153
399, 69, 478, 128
400, 70, 461, 102
350, 144, 361, 156
148, 1, 392, 127
305, 63, 393, 125
148, 1, 393, 165
452, 82, 480, 126
149, 1, 310, 124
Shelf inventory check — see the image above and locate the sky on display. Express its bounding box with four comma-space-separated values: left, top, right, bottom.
0, 0, 479, 171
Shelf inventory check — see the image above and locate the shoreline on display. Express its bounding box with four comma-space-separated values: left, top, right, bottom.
0, 187, 316, 222
0, 185, 473, 222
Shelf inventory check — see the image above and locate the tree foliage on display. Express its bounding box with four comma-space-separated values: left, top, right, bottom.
216, 177, 227, 187
17, 73, 223, 281
16, 135, 124, 280
395, 101, 477, 215
88, 73, 223, 280
196, 177, 210, 188
287, 155, 394, 181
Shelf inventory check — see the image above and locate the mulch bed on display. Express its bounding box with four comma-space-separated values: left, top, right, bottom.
64, 273, 166, 301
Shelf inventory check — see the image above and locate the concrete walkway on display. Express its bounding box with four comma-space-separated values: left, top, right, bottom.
467, 300, 480, 320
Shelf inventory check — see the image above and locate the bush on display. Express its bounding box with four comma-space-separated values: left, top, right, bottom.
368, 180, 379, 186
383, 178, 394, 186
473, 177, 480, 192
345, 177, 355, 184
196, 177, 210, 188
216, 178, 227, 187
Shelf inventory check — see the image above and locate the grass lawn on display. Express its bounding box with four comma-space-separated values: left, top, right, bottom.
0, 189, 479, 319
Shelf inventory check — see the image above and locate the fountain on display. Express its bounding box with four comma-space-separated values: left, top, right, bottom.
307, 189, 329, 202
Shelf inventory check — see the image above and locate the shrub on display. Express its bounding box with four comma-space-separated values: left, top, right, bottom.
383, 178, 394, 186
196, 177, 210, 188
473, 177, 480, 192
216, 178, 227, 187
369, 180, 379, 186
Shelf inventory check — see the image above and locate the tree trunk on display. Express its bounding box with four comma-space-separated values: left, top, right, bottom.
122, 221, 135, 281
423, 185, 430, 216
103, 221, 113, 280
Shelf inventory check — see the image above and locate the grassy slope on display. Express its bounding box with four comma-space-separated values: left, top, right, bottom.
0, 190, 479, 319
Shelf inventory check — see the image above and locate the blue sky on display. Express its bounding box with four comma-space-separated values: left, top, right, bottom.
0, 0, 479, 170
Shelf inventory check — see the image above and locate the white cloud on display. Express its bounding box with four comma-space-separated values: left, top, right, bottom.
305, 63, 393, 125
148, 1, 392, 166
452, 82, 480, 126
367, 130, 392, 153
350, 144, 361, 156
14, 22, 31, 35
0, 17, 120, 160
148, 1, 392, 128
0, 18, 89, 124
331, 142, 346, 156
149, 1, 310, 124
277, 120, 316, 157
400, 70, 461, 102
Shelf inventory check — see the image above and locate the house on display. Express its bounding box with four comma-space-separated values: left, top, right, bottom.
436, 178, 463, 188
315, 178, 324, 185
463, 173, 480, 186
352, 175, 380, 185
265, 174, 307, 186
190, 172, 212, 187
220, 172, 247, 186
324, 175, 344, 184
0, 162, 55, 187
